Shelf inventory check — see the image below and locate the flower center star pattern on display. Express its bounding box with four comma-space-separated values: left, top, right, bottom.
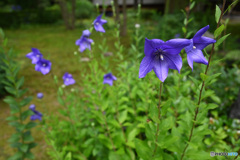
103, 73, 117, 86
139, 38, 191, 82
93, 14, 107, 33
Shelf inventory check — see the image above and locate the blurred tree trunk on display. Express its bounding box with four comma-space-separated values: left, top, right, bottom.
120, 0, 127, 36
114, 0, 120, 24
58, 0, 76, 30
134, 0, 138, 9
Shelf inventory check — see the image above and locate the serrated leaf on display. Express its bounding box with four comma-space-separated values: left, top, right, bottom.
119, 110, 128, 124
134, 139, 152, 160
16, 77, 24, 89
215, 33, 231, 47
200, 73, 208, 81
215, 5, 221, 23
214, 24, 225, 38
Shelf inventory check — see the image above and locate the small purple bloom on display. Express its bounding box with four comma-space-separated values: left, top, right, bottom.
26, 48, 43, 64
75, 30, 94, 52
175, 33, 181, 38
35, 58, 52, 75
29, 104, 36, 110
139, 38, 191, 82
93, 14, 107, 33
185, 25, 216, 70
103, 73, 117, 86
37, 93, 44, 99
62, 72, 75, 86
29, 104, 42, 121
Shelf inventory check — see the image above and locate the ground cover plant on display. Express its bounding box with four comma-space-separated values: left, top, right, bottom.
1, 0, 240, 160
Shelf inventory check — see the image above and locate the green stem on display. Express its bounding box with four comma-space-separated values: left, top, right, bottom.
152, 82, 163, 157
180, 1, 226, 159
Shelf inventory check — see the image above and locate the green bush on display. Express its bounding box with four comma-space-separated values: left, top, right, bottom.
75, 0, 95, 19
0, 52, 6, 98
0, 9, 61, 28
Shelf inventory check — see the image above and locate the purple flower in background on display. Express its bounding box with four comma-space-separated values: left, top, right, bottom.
75, 30, 94, 52
29, 104, 42, 121
62, 72, 75, 86
185, 25, 216, 70
103, 73, 117, 86
37, 93, 44, 99
139, 38, 190, 82
26, 48, 43, 64
175, 33, 181, 38
93, 14, 107, 33
35, 58, 51, 75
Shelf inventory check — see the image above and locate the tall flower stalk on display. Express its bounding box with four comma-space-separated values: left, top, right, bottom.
180, 0, 226, 159
152, 82, 163, 156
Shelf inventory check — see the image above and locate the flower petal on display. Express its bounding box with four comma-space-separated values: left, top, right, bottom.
144, 38, 164, 56
193, 25, 209, 39
186, 49, 208, 70
163, 53, 182, 73
163, 38, 191, 55
100, 19, 107, 24
94, 24, 105, 32
139, 55, 154, 78
103, 79, 113, 86
152, 56, 169, 82
193, 36, 216, 50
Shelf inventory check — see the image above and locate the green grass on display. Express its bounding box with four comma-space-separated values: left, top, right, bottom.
0, 19, 131, 160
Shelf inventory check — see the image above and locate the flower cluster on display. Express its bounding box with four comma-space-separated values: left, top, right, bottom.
29, 104, 43, 121
26, 48, 52, 75
62, 72, 75, 86
139, 25, 216, 82
75, 14, 107, 53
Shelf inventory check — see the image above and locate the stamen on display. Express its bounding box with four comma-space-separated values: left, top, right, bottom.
160, 55, 164, 60
66, 78, 69, 81
96, 22, 99, 25
193, 46, 196, 49
42, 64, 46, 67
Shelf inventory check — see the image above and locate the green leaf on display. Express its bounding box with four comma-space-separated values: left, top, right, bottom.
23, 131, 34, 142
215, 5, 221, 23
25, 121, 37, 130
3, 96, 17, 105
25, 152, 35, 159
20, 96, 33, 107
214, 24, 225, 38
16, 77, 24, 89
215, 33, 231, 47
149, 103, 160, 123
21, 110, 33, 121
8, 133, 21, 143
119, 110, 128, 124
3, 38, 8, 46
6, 115, 18, 121
182, 27, 187, 34
20, 143, 29, 153
134, 139, 152, 160
206, 103, 218, 110
8, 151, 23, 160
190, 1, 195, 10
200, 73, 208, 81
5, 86, 16, 96
210, 95, 221, 104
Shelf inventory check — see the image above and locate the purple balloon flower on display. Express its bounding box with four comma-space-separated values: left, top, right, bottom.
139, 38, 191, 82
93, 14, 107, 33
75, 30, 94, 53
185, 25, 216, 70
37, 92, 44, 99
29, 104, 42, 121
103, 73, 117, 86
62, 72, 75, 86
26, 48, 43, 64
35, 58, 52, 75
